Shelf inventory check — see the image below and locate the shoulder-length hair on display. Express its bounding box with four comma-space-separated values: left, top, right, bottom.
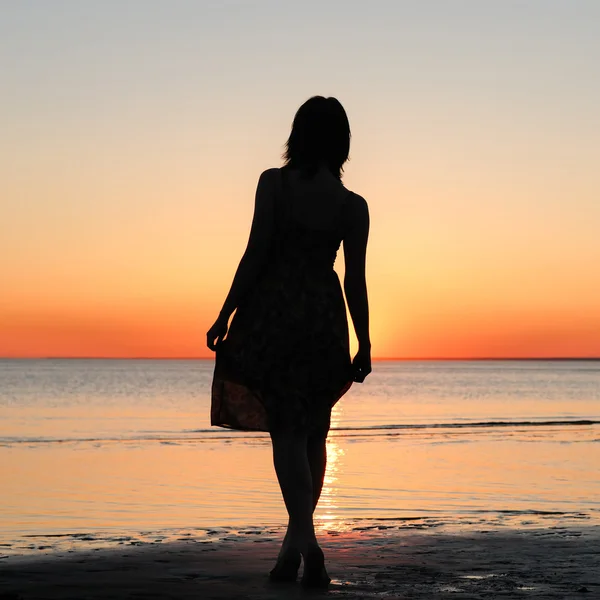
283, 96, 351, 180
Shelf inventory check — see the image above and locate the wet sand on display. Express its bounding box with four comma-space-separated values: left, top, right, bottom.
1, 525, 598, 599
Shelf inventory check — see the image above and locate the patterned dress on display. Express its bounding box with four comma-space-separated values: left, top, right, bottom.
211, 168, 353, 434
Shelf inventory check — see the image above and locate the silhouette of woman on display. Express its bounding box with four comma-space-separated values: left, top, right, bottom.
207, 96, 371, 587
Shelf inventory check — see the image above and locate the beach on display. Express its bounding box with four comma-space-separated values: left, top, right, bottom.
2, 359, 600, 598
1, 523, 599, 599
4, 0, 600, 595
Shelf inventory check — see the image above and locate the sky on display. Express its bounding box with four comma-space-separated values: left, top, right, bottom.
1, 0, 599, 359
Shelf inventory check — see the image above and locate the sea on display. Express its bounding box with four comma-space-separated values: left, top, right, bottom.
1, 358, 599, 553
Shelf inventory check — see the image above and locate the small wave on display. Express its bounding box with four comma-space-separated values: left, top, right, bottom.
183, 419, 600, 434
330, 419, 600, 432
0, 433, 266, 445
1, 419, 598, 446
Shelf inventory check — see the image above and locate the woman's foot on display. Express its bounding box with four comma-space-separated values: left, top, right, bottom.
269, 549, 301, 582
301, 546, 331, 588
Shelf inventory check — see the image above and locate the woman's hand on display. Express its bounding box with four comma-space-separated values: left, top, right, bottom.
206, 315, 229, 351
352, 346, 372, 383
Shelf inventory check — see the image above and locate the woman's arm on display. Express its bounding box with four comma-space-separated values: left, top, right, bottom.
343, 193, 371, 381
206, 169, 278, 351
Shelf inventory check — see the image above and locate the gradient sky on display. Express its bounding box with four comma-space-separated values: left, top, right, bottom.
2, 0, 599, 358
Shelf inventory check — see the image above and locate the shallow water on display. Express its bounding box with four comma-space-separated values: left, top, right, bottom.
1, 359, 599, 549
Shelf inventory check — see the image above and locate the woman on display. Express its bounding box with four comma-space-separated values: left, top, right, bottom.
206, 96, 371, 587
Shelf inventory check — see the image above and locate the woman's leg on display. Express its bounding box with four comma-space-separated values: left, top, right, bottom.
270, 430, 319, 554
270, 429, 331, 587
307, 432, 328, 511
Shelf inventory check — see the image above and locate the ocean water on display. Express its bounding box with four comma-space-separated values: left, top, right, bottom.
1, 359, 599, 550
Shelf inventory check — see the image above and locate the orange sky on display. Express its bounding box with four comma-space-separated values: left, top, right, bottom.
1, 2, 600, 359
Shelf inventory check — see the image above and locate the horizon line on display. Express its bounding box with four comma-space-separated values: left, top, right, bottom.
1, 356, 599, 362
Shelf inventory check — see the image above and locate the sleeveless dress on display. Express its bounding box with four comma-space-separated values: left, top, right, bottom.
211, 168, 354, 434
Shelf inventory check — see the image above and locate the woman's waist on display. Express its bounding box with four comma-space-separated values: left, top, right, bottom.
262, 263, 340, 285
270, 252, 338, 271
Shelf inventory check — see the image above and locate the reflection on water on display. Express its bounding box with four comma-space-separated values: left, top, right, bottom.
317, 403, 345, 530
2, 423, 599, 547
2, 359, 600, 547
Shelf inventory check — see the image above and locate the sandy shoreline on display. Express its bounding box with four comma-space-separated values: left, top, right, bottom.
1, 524, 598, 599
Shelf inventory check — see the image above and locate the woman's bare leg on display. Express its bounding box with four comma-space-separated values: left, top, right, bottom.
307, 432, 328, 511
273, 433, 327, 561
270, 431, 319, 555
270, 429, 331, 587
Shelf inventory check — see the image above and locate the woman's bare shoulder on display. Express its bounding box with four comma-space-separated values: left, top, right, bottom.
254, 168, 282, 200
344, 190, 369, 217
259, 167, 281, 182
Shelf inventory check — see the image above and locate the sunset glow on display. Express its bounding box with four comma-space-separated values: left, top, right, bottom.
2, 2, 599, 359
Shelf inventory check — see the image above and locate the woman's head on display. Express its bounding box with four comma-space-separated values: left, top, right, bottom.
283, 96, 351, 179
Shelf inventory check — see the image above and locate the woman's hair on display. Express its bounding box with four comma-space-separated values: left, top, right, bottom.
283, 96, 351, 180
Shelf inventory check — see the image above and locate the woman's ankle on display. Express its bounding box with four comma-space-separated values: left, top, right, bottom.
286, 525, 318, 555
